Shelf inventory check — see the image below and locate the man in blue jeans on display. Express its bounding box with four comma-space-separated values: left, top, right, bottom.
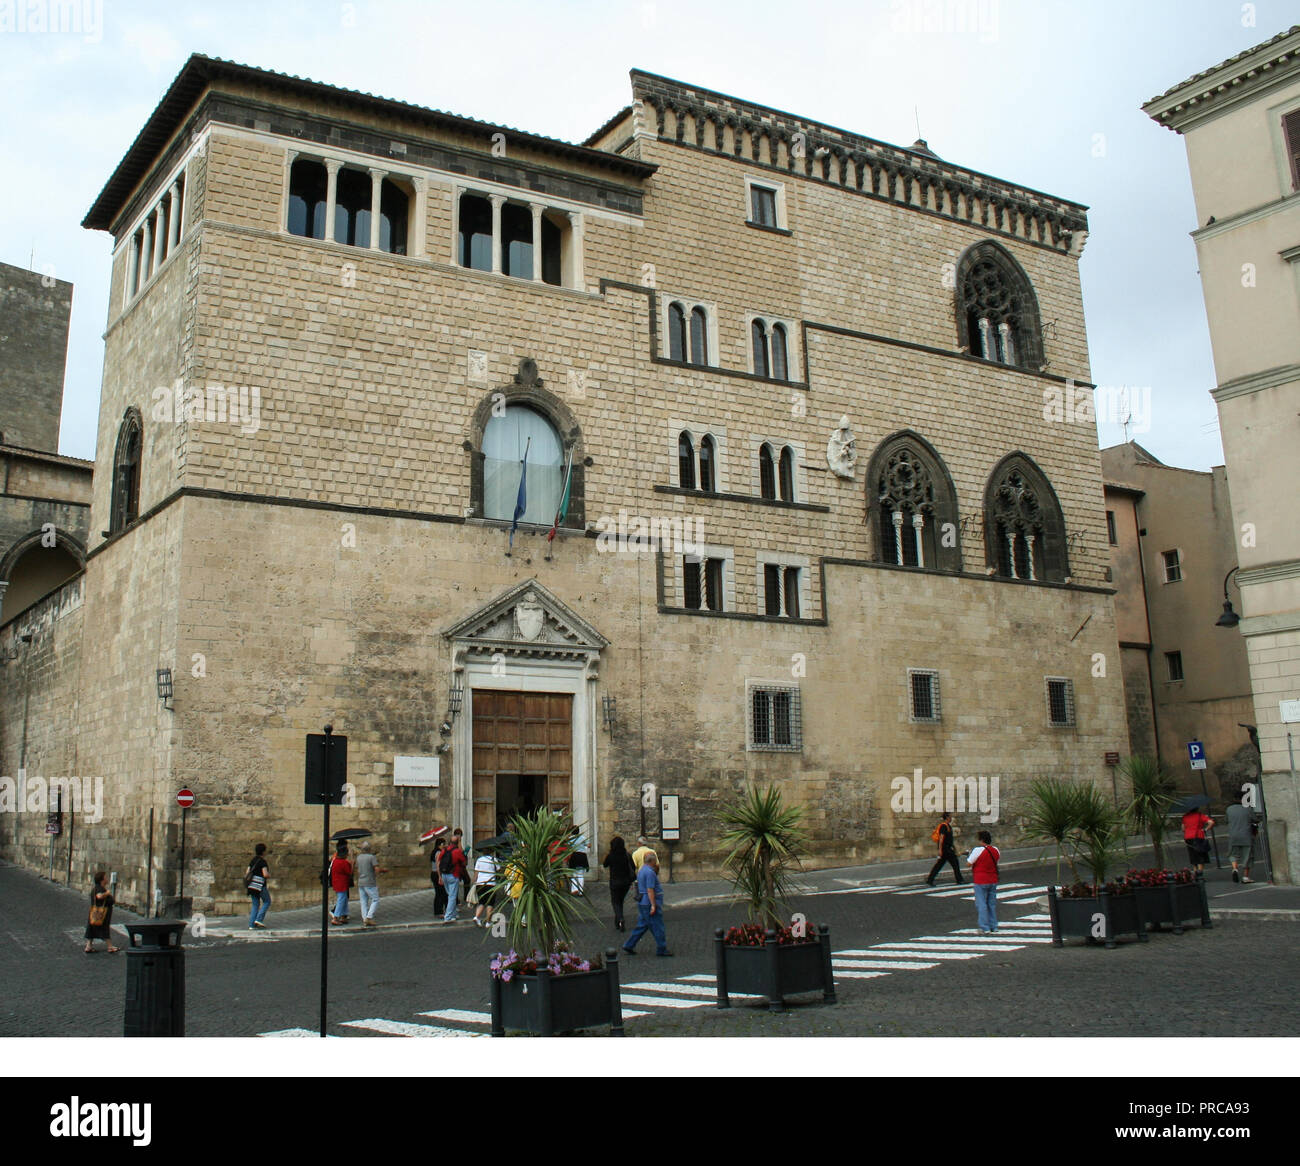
622, 851, 672, 957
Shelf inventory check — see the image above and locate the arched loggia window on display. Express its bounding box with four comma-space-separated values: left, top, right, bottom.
984, 453, 1069, 582
865, 432, 962, 572
955, 241, 1043, 370
109, 408, 143, 533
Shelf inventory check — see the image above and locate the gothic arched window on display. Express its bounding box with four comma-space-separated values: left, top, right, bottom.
110, 407, 143, 533
759, 443, 776, 500
699, 435, 716, 492
955, 241, 1043, 370
984, 454, 1069, 582
778, 446, 795, 502
689, 306, 709, 366
865, 432, 962, 572
668, 302, 687, 362
678, 431, 696, 490
751, 319, 769, 377
771, 323, 789, 381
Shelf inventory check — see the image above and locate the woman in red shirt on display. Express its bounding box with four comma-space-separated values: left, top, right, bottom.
1182, 809, 1214, 873
966, 830, 1000, 934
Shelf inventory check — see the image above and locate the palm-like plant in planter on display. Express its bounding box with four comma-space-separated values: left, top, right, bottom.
1122, 754, 1178, 870
488, 809, 624, 1036
1023, 776, 1084, 885
713, 786, 835, 1011
1035, 782, 1149, 949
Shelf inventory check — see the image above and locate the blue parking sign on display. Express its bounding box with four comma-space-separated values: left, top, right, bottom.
1187, 741, 1206, 770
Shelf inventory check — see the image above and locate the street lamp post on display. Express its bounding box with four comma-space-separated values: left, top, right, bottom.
1215, 566, 1241, 628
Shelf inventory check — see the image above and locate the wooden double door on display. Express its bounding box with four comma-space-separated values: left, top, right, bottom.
471, 690, 573, 845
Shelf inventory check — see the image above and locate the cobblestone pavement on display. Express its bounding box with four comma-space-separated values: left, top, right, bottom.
2, 856, 1297, 1039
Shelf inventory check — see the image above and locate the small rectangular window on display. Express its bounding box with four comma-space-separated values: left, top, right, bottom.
683, 558, 701, 609
909, 669, 941, 723
1046, 677, 1075, 727
750, 185, 777, 227
764, 563, 781, 616
1166, 651, 1184, 682
1106, 510, 1117, 545
1162, 549, 1181, 583
748, 683, 802, 751
783, 566, 800, 619
704, 557, 724, 611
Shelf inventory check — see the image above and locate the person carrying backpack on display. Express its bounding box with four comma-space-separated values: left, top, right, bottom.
966, 830, 1000, 933
440, 831, 466, 924
925, 811, 963, 886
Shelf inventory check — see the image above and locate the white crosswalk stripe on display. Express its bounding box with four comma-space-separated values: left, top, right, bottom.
260, 1028, 336, 1037
342, 1018, 488, 1038
260, 913, 1056, 1036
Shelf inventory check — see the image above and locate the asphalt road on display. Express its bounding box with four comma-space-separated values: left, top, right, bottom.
3, 859, 1296, 1039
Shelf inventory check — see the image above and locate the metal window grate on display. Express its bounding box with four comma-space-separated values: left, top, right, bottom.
748, 684, 802, 752
1046, 677, 1075, 727
908, 669, 941, 723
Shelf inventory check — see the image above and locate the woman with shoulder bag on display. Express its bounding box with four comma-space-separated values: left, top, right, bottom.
246, 842, 271, 930
84, 871, 118, 954
602, 836, 637, 932
430, 838, 448, 918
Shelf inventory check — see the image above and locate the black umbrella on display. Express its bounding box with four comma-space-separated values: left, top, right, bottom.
474, 832, 514, 854
1169, 795, 1212, 815
330, 828, 373, 842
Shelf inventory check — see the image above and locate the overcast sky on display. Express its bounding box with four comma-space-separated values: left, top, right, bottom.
2, 0, 1295, 468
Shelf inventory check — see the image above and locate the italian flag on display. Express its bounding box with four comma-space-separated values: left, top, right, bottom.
547, 448, 574, 543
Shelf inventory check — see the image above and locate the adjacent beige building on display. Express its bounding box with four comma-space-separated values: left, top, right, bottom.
0, 57, 1128, 912
1101, 441, 1254, 789
1145, 26, 1300, 881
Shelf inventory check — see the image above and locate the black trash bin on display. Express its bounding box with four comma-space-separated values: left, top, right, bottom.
123, 920, 186, 1037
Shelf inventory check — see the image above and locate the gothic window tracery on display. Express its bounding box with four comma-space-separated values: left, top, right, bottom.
955, 242, 1043, 369
983, 455, 1068, 582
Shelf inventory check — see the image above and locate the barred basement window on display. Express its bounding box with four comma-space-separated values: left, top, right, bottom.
1046, 677, 1075, 727
748, 684, 802, 752
908, 668, 941, 723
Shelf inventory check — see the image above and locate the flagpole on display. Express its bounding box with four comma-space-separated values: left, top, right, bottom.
507, 436, 531, 556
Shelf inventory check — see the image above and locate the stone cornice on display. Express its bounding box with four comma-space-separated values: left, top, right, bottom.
1191, 190, 1300, 243
1211, 362, 1300, 402
1143, 26, 1300, 134
628, 71, 1088, 256
1239, 559, 1300, 587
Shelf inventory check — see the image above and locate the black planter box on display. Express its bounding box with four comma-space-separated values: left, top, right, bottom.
489, 950, 624, 1036
713, 925, 836, 1011
1133, 875, 1212, 934
1048, 886, 1147, 948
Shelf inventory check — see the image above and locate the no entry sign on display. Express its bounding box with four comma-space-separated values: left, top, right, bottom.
176, 788, 196, 809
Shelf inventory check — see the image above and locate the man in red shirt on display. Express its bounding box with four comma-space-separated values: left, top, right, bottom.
966, 830, 1000, 934
330, 842, 353, 925
440, 830, 467, 924
1182, 808, 1214, 873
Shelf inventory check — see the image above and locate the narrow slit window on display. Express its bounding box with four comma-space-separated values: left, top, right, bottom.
778, 446, 795, 502
699, 435, 716, 492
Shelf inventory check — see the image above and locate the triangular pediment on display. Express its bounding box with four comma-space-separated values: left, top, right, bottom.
441, 579, 608, 658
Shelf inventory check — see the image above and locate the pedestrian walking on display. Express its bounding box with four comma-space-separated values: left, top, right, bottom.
355, 840, 387, 926
568, 830, 589, 895
440, 829, 467, 924
1226, 792, 1260, 884
246, 842, 271, 930
472, 848, 499, 928
83, 871, 119, 954
1182, 806, 1214, 873
430, 837, 448, 918
329, 842, 354, 925
603, 835, 637, 932
966, 830, 1000, 934
631, 836, 653, 871
622, 850, 672, 957
925, 811, 963, 886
